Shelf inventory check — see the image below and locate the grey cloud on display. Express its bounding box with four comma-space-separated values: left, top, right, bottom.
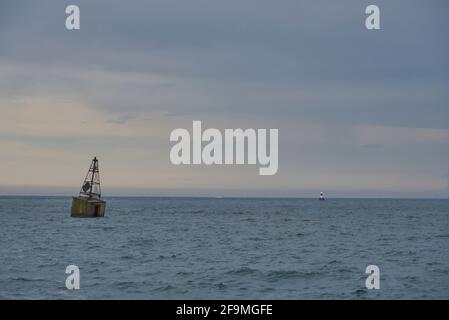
1, 0, 448, 129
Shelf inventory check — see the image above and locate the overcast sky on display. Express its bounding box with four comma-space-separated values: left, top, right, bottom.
0, 0, 448, 197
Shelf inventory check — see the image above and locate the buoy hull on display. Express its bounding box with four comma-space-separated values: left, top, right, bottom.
71, 196, 106, 218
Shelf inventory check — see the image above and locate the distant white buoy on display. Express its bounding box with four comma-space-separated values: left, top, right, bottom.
319, 192, 325, 200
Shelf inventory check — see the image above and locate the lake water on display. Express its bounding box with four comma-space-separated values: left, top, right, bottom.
0, 197, 448, 299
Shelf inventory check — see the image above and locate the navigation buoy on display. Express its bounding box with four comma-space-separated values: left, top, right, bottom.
71, 157, 106, 218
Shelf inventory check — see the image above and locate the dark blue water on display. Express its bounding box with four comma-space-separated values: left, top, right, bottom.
0, 197, 448, 299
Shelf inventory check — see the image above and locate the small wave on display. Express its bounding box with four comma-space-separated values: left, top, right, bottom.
129, 238, 156, 247
152, 285, 175, 292
120, 254, 135, 260
11, 277, 45, 282
217, 282, 226, 289
266, 270, 322, 281
226, 267, 260, 276
246, 237, 265, 241
352, 289, 367, 296
113, 281, 137, 290
156, 254, 178, 260
190, 210, 205, 214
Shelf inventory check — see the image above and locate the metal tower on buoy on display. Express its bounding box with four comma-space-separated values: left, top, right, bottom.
71, 157, 107, 217
80, 157, 101, 199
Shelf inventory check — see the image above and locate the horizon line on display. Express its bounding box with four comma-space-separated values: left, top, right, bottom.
0, 194, 448, 200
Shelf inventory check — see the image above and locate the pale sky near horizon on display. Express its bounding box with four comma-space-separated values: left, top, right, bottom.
0, 0, 448, 197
